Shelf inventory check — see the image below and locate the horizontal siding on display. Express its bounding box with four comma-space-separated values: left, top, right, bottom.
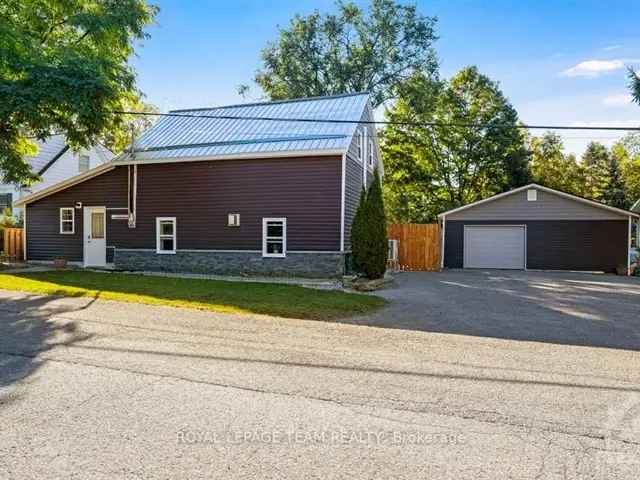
447, 188, 627, 220
445, 219, 628, 273
26, 156, 342, 261
26, 168, 128, 261
343, 153, 364, 251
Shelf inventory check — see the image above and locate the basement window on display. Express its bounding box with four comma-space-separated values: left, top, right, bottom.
527, 189, 537, 201
263, 218, 286, 258
156, 217, 176, 254
59, 208, 75, 234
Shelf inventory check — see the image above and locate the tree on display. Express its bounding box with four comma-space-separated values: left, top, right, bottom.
0, 0, 157, 184
251, 0, 438, 108
381, 67, 530, 223
601, 155, 627, 209
361, 170, 388, 279
613, 134, 640, 206
100, 98, 159, 154
581, 141, 610, 201
350, 187, 368, 273
629, 68, 640, 105
530, 133, 585, 195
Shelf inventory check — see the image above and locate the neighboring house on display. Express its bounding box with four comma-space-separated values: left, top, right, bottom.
439, 184, 640, 274
0, 134, 113, 215
15, 93, 381, 278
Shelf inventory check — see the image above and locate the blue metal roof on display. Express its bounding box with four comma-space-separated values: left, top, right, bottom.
131, 92, 369, 161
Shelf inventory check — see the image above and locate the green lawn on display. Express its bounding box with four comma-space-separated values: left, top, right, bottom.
0, 271, 385, 320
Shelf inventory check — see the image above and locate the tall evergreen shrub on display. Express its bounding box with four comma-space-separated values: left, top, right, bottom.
351, 169, 388, 279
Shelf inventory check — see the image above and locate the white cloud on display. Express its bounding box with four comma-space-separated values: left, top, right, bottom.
602, 45, 623, 52
603, 94, 633, 107
561, 59, 625, 78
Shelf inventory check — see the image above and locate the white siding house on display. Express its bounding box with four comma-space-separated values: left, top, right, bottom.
0, 135, 113, 216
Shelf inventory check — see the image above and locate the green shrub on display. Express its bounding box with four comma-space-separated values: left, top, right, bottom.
351, 169, 388, 279
0, 207, 18, 230
350, 187, 368, 273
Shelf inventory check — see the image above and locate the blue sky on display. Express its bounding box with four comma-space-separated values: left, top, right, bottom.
132, 0, 640, 156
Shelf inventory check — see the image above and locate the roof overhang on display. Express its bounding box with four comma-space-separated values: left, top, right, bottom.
438, 183, 640, 219
114, 148, 346, 166
14, 161, 116, 207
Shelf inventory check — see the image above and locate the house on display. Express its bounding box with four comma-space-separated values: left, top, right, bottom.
0, 134, 113, 215
14, 93, 381, 278
438, 184, 640, 274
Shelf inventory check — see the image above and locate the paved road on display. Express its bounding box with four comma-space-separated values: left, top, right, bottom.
1, 274, 640, 479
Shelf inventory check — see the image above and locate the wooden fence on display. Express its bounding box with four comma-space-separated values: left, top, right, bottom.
2, 228, 24, 261
388, 223, 441, 271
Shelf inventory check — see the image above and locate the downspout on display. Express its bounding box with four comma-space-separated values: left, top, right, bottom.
362, 129, 367, 187
629, 216, 633, 276
440, 215, 446, 271
23, 205, 27, 261
128, 126, 137, 229
340, 153, 346, 253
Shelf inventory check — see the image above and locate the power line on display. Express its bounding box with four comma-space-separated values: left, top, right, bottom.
111, 110, 640, 132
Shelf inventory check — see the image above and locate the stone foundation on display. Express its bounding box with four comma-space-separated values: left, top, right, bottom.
114, 249, 345, 278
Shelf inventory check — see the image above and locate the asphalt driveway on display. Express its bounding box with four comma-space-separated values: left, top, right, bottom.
2, 275, 640, 479
348, 270, 640, 351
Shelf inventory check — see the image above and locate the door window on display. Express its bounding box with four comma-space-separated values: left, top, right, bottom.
91, 211, 105, 239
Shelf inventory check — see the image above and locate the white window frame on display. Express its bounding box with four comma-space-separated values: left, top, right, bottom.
227, 213, 240, 227
368, 138, 374, 168
78, 154, 90, 173
156, 217, 177, 254
59, 207, 75, 234
262, 217, 287, 258
527, 189, 537, 201
356, 128, 364, 162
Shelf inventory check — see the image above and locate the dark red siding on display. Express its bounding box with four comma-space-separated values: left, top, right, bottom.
26, 156, 342, 261
26, 167, 129, 261
444, 219, 628, 272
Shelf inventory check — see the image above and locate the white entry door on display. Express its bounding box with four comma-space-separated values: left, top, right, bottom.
464, 225, 526, 269
83, 207, 106, 267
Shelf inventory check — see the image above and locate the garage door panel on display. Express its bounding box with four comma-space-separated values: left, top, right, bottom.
464, 226, 525, 269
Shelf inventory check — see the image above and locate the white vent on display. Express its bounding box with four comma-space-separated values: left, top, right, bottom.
388, 239, 399, 261
527, 189, 537, 202
228, 213, 240, 227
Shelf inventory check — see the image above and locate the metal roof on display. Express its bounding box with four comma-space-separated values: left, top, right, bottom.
26, 134, 67, 173
129, 92, 370, 162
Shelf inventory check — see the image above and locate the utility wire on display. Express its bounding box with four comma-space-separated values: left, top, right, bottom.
111, 110, 640, 132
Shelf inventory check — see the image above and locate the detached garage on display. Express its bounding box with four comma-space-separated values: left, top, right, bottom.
439, 184, 639, 274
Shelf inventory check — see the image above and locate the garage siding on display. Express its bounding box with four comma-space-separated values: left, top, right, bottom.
445, 220, 628, 272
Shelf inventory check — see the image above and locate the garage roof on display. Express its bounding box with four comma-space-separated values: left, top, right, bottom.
438, 184, 640, 219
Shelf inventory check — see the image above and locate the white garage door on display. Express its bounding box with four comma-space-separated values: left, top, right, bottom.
464, 226, 526, 269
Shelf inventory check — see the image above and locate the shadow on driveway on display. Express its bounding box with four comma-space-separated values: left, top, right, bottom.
0, 295, 94, 404
345, 270, 640, 351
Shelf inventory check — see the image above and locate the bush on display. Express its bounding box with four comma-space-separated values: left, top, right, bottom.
351, 169, 388, 279
350, 187, 368, 273
0, 207, 17, 229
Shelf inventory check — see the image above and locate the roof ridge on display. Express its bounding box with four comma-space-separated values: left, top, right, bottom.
169, 92, 370, 113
